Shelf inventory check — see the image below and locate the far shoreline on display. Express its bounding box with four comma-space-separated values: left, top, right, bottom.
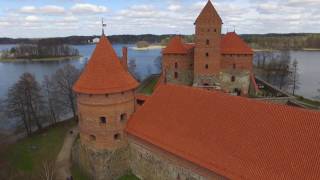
131, 45, 165, 51
0, 55, 82, 63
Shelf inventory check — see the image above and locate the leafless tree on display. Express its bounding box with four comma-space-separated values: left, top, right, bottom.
288, 59, 300, 95
42, 75, 59, 125
50, 64, 80, 120
39, 160, 56, 180
6, 73, 43, 135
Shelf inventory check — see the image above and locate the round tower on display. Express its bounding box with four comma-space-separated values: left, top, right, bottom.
72, 34, 138, 179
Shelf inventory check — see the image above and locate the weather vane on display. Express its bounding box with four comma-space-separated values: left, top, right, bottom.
102, 18, 107, 35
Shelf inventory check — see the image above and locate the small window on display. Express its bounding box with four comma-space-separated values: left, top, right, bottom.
114, 133, 121, 140
203, 83, 209, 86
100, 117, 107, 124
231, 76, 236, 82
206, 39, 210, 45
206, 52, 209, 57
214, 29, 217, 32
105, 94, 109, 97
174, 62, 178, 69
205, 64, 209, 69
137, 99, 145, 106
120, 113, 127, 122
233, 64, 236, 69
89, 135, 96, 141
174, 72, 178, 79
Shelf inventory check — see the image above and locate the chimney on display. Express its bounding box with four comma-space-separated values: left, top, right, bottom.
121, 47, 128, 71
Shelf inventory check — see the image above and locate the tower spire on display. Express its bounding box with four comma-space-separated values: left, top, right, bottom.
101, 18, 106, 35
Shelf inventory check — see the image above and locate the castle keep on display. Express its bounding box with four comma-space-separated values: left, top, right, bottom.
72, 1, 320, 180
162, 1, 253, 96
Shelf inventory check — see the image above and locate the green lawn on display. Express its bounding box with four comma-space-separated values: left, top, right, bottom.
118, 173, 140, 180
139, 75, 159, 95
0, 119, 76, 179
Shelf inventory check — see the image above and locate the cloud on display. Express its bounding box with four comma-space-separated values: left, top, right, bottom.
25, 15, 41, 22
71, 3, 108, 14
168, 4, 181, 11
19, 5, 65, 15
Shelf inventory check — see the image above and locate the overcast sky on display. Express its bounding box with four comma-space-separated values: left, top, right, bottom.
0, 0, 319, 38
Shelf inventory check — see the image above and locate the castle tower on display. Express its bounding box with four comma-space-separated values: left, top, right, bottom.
193, 0, 222, 87
73, 34, 138, 179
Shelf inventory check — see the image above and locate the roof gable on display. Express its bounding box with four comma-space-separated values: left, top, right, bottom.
221, 32, 253, 54
162, 36, 193, 55
126, 84, 320, 180
73, 35, 138, 94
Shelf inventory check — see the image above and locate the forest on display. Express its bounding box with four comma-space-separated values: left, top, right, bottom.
1, 33, 320, 50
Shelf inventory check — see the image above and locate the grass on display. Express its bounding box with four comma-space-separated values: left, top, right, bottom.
71, 164, 91, 180
139, 76, 159, 95
0, 119, 76, 179
118, 172, 140, 180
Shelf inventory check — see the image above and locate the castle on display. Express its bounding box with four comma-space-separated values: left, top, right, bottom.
72, 1, 320, 180
162, 1, 253, 96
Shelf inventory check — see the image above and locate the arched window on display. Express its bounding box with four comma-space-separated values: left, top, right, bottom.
100, 117, 107, 124
231, 76, 236, 82
206, 52, 209, 57
120, 113, 127, 122
114, 133, 121, 140
206, 39, 210, 45
205, 64, 209, 69
174, 62, 178, 69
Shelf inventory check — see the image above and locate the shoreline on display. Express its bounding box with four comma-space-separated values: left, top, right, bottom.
0, 55, 82, 63
131, 45, 165, 51
253, 48, 320, 52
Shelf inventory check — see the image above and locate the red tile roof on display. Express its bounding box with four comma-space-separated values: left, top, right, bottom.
126, 84, 320, 180
162, 36, 193, 55
221, 32, 253, 54
195, 0, 222, 24
73, 35, 138, 94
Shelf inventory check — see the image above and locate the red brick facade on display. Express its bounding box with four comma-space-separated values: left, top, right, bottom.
162, 1, 254, 95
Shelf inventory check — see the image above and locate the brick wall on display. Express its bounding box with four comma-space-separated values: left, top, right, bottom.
220, 54, 253, 71
77, 90, 135, 150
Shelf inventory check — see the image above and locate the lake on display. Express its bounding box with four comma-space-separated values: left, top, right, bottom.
0, 44, 320, 130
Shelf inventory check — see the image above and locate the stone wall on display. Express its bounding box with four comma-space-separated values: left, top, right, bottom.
128, 135, 226, 180
219, 70, 250, 96
72, 139, 130, 180
163, 54, 194, 85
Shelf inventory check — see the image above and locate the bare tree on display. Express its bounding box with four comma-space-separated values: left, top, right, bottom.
39, 160, 56, 180
42, 76, 58, 125
289, 59, 300, 95
50, 64, 80, 120
6, 73, 43, 135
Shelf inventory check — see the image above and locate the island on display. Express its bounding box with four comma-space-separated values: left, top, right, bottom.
0, 40, 80, 62
132, 40, 165, 51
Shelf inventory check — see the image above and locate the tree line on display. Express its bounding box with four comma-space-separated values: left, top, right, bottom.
4, 64, 80, 135
1, 39, 79, 59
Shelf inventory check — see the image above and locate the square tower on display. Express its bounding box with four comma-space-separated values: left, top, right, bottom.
193, 0, 222, 88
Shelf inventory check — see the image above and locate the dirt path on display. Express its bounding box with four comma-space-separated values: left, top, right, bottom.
55, 126, 79, 180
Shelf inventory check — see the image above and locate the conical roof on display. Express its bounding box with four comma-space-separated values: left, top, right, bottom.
73, 35, 138, 94
195, 0, 222, 24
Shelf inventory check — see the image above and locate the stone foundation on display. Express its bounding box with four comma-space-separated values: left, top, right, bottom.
128, 136, 226, 180
72, 139, 130, 180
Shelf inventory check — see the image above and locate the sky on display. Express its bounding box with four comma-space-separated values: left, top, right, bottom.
0, 0, 319, 38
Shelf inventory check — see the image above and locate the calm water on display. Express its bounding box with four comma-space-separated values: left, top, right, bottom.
0, 44, 162, 99
0, 45, 320, 130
